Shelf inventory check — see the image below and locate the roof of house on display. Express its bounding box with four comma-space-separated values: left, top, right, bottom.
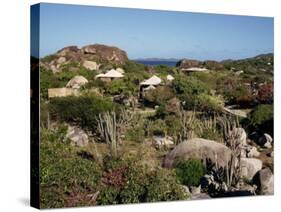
95, 69, 124, 78
182, 67, 209, 72
116, 67, 125, 74
166, 74, 175, 81
140, 75, 162, 86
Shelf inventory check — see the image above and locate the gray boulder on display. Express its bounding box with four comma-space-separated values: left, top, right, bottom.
57, 56, 66, 64
67, 126, 89, 147
190, 185, 201, 195
240, 158, 263, 180
255, 168, 274, 195
191, 193, 211, 200
153, 136, 174, 148
270, 151, 274, 158
181, 185, 191, 196
83, 60, 100, 70
246, 146, 260, 158
163, 138, 232, 168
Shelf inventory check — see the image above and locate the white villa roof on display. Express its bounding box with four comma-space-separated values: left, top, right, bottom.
143, 85, 156, 91
182, 67, 209, 72
140, 75, 162, 86
166, 74, 175, 81
116, 67, 125, 74
95, 69, 124, 78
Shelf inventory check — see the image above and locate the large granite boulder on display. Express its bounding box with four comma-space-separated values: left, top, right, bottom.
163, 138, 232, 168
245, 146, 260, 158
153, 136, 174, 148
253, 168, 274, 195
40, 44, 129, 73
81, 44, 128, 65
66, 75, 88, 89
240, 158, 262, 180
176, 58, 201, 69
191, 193, 211, 200
66, 126, 89, 147
57, 45, 80, 57
82, 60, 100, 70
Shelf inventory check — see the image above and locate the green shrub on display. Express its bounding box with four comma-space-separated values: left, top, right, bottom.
173, 76, 222, 112
199, 129, 222, 141
146, 119, 167, 136
125, 127, 145, 143
40, 128, 102, 208
145, 168, 187, 202
97, 157, 187, 205
119, 161, 150, 203
155, 104, 169, 118
40, 68, 61, 99
175, 159, 206, 187
226, 84, 255, 107
104, 79, 137, 96
164, 115, 182, 137
97, 186, 120, 205
123, 60, 148, 74
154, 64, 172, 75
49, 95, 114, 131
196, 93, 224, 113
40, 101, 49, 128
143, 86, 174, 107
104, 79, 128, 95
173, 76, 209, 97
247, 104, 273, 135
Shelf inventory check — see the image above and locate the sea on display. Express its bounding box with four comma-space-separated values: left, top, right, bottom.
134, 60, 177, 67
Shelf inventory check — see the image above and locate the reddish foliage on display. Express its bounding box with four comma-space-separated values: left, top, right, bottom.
101, 166, 128, 187
64, 187, 99, 207
257, 83, 273, 104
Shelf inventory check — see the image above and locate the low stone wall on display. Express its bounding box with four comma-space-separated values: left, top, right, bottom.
48, 88, 78, 98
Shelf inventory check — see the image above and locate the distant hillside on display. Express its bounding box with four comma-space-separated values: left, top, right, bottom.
134, 58, 179, 62
175, 53, 273, 73
222, 53, 273, 74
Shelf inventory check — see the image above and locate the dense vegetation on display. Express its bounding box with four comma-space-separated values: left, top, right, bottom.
40, 126, 187, 208
39, 52, 274, 208
175, 159, 206, 187
49, 95, 115, 131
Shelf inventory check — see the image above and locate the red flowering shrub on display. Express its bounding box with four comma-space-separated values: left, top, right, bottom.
257, 83, 273, 104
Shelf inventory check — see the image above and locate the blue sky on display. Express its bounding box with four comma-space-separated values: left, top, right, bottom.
34, 3, 273, 60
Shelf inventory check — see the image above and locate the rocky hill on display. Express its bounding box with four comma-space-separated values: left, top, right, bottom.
40, 44, 128, 73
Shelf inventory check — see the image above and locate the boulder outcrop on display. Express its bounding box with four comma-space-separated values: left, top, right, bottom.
163, 138, 232, 168
176, 58, 201, 69
253, 168, 274, 195
240, 158, 263, 180
41, 44, 129, 73
66, 125, 89, 147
